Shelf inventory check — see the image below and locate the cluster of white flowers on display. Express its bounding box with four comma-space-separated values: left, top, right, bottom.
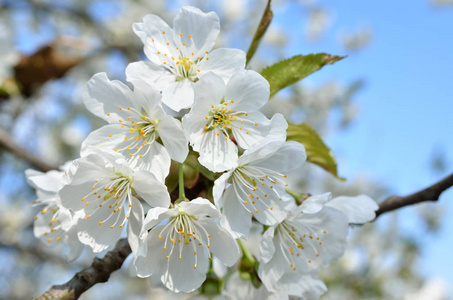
26, 6, 378, 299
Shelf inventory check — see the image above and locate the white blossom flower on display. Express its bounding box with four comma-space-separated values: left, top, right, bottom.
134, 198, 240, 293
59, 147, 170, 253
25, 164, 84, 262
127, 6, 246, 112
213, 140, 306, 238
258, 193, 378, 298
183, 71, 288, 172
81, 73, 188, 183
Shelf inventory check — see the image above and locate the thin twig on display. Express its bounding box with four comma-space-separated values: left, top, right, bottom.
375, 172, 453, 218
0, 127, 58, 172
245, 0, 273, 66
33, 239, 131, 300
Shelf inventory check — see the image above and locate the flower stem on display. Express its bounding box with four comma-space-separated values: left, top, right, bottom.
237, 239, 256, 264
178, 163, 186, 200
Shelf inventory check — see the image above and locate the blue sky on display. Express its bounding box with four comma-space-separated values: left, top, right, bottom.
273, 0, 453, 288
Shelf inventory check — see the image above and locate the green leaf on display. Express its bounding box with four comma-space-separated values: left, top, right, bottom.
287, 123, 345, 181
261, 53, 345, 97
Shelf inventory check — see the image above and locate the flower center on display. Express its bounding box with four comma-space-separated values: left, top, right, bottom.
203, 99, 256, 139
37, 205, 65, 244
150, 32, 211, 82
108, 107, 160, 159
156, 212, 212, 269
80, 171, 134, 228
231, 165, 288, 214
276, 221, 327, 271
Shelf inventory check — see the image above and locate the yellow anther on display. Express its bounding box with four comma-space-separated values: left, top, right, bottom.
119, 107, 122, 110
162, 31, 166, 34
189, 35, 192, 38
217, 132, 220, 136
86, 216, 90, 219
107, 113, 110, 116
99, 222, 102, 225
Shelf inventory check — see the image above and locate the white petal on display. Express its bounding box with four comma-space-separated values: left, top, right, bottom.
25, 169, 63, 193
199, 218, 240, 267
198, 48, 246, 82
133, 170, 170, 208
80, 124, 128, 157
127, 78, 164, 116
163, 240, 208, 293
252, 191, 292, 226
134, 227, 167, 277
197, 129, 238, 172
158, 115, 189, 163
259, 226, 276, 264
182, 72, 225, 143
224, 70, 270, 112
83, 73, 135, 122
141, 206, 175, 235
126, 61, 176, 93
264, 113, 288, 142
249, 141, 306, 173
292, 206, 349, 267
257, 239, 289, 293
296, 192, 332, 216
172, 6, 219, 57
213, 172, 232, 209
326, 195, 378, 224
64, 228, 85, 263
130, 142, 170, 183
278, 273, 327, 299
133, 14, 176, 65
238, 139, 285, 167
232, 111, 274, 150
178, 197, 220, 218
162, 79, 195, 111
220, 184, 252, 238
77, 206, 125, 253
127, 196, 144, 255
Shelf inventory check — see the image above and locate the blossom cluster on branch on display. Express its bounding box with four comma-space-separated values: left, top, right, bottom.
26, 6, 378, 299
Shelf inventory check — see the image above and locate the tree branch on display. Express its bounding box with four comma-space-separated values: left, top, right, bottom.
245, 0, 273, 66
0, 127, 58, 172
33, 239, 131, 300
375, 172, 453, 218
